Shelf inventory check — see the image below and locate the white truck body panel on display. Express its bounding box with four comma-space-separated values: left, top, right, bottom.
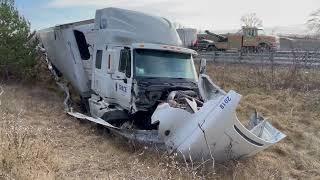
151, 75, 286, 161
38, 20, 95, 97
94, 8, 182, 46
177, 28, 198, 48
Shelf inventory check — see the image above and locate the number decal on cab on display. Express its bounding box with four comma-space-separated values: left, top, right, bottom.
119, 84, 127, 93
220, 96, 231, 110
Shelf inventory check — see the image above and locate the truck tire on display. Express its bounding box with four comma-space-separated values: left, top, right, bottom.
257, 43, 271, 53
207, 45, 217, 51
241, 47, 249, 53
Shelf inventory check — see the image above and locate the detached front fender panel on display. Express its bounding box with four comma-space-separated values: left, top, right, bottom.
151, 75, 286, 161
152, 90, 286, 161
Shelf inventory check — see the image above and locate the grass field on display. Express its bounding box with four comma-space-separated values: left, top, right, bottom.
0, 63, 319, 179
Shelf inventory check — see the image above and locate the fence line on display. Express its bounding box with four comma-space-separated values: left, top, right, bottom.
195, 51, 320, 66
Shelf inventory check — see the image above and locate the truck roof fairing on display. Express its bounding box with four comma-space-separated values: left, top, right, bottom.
95, 7, 182, 46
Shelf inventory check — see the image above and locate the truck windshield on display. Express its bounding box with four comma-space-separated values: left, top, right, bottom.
134, 49, 196, 80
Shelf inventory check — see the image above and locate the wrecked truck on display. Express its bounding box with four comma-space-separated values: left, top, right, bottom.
38, 7, 286, 162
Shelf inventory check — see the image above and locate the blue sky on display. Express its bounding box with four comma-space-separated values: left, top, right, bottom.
16, 0, 95, 30
15, 0, 320, 31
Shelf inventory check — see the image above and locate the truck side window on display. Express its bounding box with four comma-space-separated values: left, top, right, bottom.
95, 50, 102, 69
74, 30, 90, 60
119, 48, 131, 78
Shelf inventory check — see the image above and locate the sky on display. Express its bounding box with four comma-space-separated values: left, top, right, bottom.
15, 0, 320, 31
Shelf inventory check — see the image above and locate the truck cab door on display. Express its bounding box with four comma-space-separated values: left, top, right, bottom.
112, 47, 132, 110
92, 48, 118, 99
92, 49, 105, 95
243, 28, 257, 47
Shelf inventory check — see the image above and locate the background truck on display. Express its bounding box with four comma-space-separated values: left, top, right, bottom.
196, 26, 280, 52
38, 7, 285, 161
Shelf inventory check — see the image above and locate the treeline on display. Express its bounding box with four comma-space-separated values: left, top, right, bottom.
0, 0, 38, 80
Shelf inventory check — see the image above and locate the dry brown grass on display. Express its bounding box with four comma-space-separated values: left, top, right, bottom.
0, 63, 319, 179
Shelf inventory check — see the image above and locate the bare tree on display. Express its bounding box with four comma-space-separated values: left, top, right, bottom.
241, 13, 263, 28
307, 9, 320, 34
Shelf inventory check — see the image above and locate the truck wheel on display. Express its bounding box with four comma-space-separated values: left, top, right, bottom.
258, 43, 271, 53
241, 47, 249, 53
207, 46, 217, 51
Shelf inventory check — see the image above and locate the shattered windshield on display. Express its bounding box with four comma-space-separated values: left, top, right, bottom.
134, 49, 196, 80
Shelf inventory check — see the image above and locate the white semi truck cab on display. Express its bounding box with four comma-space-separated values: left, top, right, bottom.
39, 7, 285, 162
90, 42, 198, 126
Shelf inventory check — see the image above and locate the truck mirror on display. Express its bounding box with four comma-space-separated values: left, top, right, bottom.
199, 58, 207, 74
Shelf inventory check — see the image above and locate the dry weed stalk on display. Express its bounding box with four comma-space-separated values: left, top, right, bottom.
0, 84, 3, 108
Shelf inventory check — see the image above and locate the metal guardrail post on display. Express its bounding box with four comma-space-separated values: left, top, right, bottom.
270, 51, 274, 63
238, 51, 242, 62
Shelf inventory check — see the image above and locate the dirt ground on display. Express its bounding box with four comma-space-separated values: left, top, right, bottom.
0, 63, 319, 179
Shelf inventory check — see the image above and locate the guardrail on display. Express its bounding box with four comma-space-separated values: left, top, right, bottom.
195, 51, 320, 66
